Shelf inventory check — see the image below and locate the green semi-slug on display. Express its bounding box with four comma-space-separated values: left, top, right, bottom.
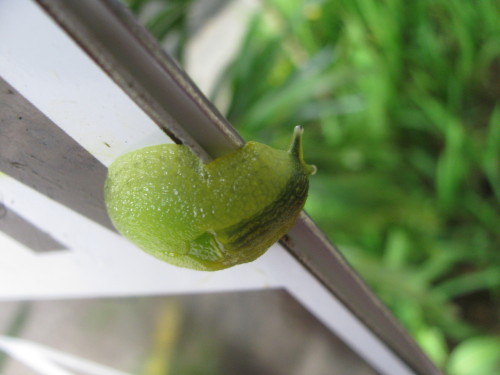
104, 126, 316, 271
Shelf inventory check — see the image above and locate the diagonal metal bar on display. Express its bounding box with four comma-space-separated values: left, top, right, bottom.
30, 1, 442, 375
0, 78, 113, 231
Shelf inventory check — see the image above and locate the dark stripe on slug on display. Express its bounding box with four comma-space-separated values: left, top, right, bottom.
220, 168, 309, 252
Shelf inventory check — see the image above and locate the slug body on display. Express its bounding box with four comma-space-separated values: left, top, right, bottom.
104, 126, 315, 271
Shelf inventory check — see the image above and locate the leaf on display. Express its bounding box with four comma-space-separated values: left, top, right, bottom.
435, 268, 500, 299
416, 326, 448, 368
447, 337, 500, 375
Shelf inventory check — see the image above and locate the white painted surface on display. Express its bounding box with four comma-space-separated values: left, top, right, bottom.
0, 0, 172, 168
0, 1, 416, 374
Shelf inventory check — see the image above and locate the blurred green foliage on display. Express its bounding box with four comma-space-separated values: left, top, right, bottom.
127, 0, 499, 373
126, 0, 193, 63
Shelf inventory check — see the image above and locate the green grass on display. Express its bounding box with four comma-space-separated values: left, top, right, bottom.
125, 0, 193, 64
128, 0, 500, 373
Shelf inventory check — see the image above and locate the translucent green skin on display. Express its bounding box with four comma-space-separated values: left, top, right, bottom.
104, 128, 315, 271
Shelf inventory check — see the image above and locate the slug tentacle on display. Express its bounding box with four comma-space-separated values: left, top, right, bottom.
288, 125, 317, 176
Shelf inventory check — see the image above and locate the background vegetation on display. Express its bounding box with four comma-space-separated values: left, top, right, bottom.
126, 0, 500, 373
